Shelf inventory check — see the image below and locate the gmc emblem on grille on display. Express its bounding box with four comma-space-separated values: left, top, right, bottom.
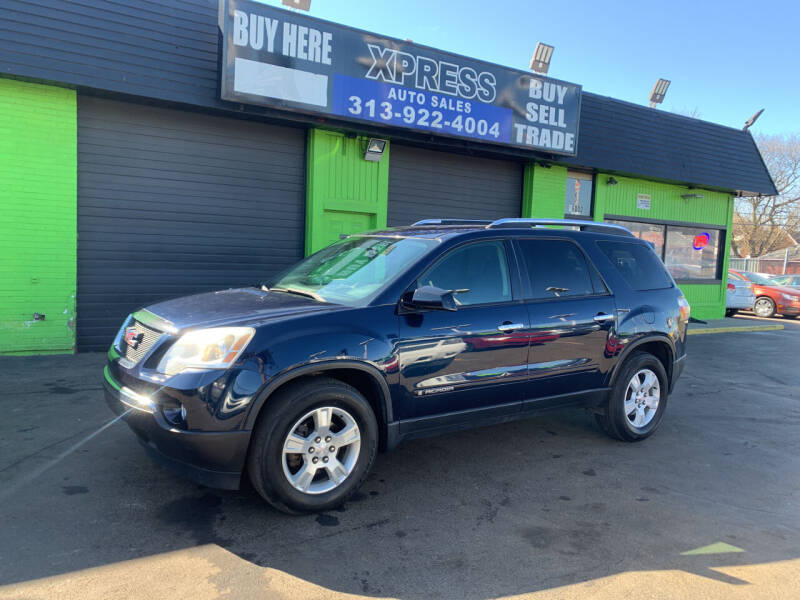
124, 327, 144, 349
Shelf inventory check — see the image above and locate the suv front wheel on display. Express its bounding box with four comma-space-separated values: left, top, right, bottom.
247, 377, 378, 514
596, 351, 668, 442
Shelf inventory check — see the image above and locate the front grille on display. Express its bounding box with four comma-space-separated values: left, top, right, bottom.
120, 319, 163, 365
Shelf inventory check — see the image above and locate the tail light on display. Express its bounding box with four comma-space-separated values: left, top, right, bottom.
677, 295, 691, 322
727, 283, 735, 291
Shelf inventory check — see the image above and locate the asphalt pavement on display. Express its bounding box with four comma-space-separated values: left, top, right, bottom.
1, 319, 799, 599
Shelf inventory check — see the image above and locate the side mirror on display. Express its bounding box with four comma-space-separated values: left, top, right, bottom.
405, 285, 458, 312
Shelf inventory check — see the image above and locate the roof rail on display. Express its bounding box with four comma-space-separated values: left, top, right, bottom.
486, 218, 635, 237
412, 219, 493, 226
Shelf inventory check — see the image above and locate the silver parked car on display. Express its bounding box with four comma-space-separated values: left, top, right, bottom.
726, 277, 755, 317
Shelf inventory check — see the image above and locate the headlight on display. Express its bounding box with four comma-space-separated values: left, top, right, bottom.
157, 327, 255, 375
781, 293, 799, 302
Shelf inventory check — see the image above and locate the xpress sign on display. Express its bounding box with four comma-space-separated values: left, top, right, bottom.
219, 0, 582, 155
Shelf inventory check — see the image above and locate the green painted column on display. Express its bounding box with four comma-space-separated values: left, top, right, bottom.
0, 78, 77, 355
522, 163, 567, 218
305, 129, 389, 255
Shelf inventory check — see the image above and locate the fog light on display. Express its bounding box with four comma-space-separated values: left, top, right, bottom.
163, 404, 187, 426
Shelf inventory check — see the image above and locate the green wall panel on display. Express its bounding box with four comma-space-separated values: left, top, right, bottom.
593, 174, 731, 226
594, 173, 733, 320
0, 78, 77, 354
522, 163, 567, 218
305, 129, 389, 255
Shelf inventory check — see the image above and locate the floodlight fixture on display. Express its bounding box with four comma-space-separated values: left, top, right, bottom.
743, 109, 764, 131
649, 78, 671, 108
364, 138, 387, 162
282, 0, 311, 11
529, 43, 554, 74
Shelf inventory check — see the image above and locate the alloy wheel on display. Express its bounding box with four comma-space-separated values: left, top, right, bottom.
754, 298, 774, 317
625, 369, 660, 428
281, 406, 361, 494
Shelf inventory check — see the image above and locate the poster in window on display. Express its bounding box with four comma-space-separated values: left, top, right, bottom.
565, 175, 592, 216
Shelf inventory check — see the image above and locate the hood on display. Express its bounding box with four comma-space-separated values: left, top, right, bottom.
142, 287, 343, 330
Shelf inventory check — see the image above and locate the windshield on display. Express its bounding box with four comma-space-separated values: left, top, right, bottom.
741, 271, 777, 286
268, 236, 437, 306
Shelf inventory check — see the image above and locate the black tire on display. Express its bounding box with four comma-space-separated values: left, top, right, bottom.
247, 377, 378, 514
725, 309, 737, 318
595, 351, 669, 442
753, 296, 776, 318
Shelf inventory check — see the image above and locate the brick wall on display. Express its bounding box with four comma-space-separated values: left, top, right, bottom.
0, 78, 76, 354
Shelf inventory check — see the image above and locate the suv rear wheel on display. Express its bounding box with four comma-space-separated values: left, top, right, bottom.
247, 377, 378, 514
596, 351, 668, 442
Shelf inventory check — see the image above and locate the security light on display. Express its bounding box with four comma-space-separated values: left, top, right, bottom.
649, 78, 671, 108
743, 109, 764, 131
606, 177, 618, 186
364, 138, 387, 162
529, 43, 554, 74
281, 0, 311, 10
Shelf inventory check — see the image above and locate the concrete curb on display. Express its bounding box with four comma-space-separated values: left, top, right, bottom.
687, 324, 784, 336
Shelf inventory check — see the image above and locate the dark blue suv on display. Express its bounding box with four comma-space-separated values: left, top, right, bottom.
104, 218, 689, 513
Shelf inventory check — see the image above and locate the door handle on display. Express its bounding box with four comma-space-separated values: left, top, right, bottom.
593, 313, 616, 322
498, 322, 524, 332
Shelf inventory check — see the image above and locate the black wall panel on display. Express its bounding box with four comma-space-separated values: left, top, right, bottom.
77, 96, 305, 350
387, 145, 522, 226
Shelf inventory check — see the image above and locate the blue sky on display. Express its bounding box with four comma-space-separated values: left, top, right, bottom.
260, 0, 798, 135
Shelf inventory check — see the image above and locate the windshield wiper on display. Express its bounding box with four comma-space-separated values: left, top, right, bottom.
269, 286, 326, 302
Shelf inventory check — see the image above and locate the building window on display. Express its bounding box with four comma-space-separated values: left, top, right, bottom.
663, 225, 720, 280
565, 171, 593, 218
607, 218, 723, 282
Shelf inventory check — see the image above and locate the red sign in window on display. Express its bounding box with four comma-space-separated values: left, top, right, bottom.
693, 232, 710, 250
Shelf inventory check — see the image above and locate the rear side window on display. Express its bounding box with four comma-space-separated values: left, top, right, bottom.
597, 241, 672, 291
517, 239, 603, 299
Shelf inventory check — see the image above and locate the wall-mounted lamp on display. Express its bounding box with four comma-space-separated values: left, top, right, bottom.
680, 193, 704, 199
606, 176, 618, 186
364, 138, 387, 162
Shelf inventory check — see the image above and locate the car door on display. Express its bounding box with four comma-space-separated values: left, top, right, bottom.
395, 239, 530, 424
514, 237, 617, 409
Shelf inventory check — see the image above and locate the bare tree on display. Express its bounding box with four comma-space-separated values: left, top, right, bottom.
673, 106, 703, 119
731, 133, 800, 257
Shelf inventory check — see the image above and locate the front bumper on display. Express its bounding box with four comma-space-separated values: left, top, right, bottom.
778, 303, 800, 316
104, 366, 250, 490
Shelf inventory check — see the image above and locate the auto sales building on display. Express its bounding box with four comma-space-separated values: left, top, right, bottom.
0, 0, 777, 354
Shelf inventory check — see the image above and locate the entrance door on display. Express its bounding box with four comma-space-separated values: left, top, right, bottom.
395, 240, 529, 426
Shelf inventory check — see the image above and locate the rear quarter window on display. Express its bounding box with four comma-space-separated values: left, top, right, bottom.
597, 240, 673, 291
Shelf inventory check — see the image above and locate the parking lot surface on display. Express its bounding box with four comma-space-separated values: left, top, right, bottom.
1, 320, 799, 599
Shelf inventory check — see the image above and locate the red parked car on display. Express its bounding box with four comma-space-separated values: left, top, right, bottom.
729, 269, 800, 319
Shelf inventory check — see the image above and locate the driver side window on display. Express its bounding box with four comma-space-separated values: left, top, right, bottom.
417, 241, 512, 306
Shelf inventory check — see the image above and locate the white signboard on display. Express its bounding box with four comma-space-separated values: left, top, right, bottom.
637, 194, 651, 210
